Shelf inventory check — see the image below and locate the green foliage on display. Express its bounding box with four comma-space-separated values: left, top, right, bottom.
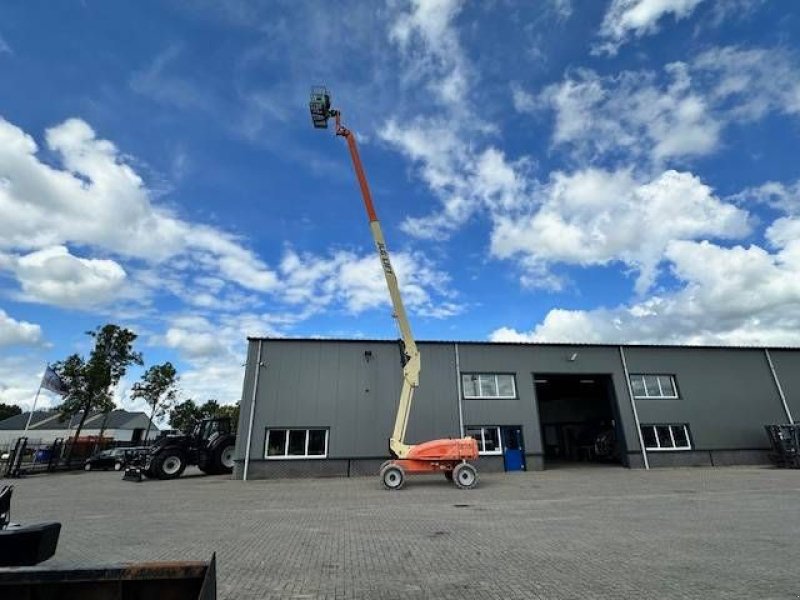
53, 324, 143, 445
169, 398, 240, 433
169, 399, 204, 434
132, 362, 179, 441
0, 403, 22, 421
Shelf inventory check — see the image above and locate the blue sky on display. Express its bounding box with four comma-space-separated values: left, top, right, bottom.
1, 0, 799, 411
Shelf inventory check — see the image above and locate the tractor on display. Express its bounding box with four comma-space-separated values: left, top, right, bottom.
144, 417, 236, 480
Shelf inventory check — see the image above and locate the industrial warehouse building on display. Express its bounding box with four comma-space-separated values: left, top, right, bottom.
233, 337, 799, 479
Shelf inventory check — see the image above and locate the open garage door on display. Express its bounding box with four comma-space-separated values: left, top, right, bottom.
534, 374, 625, 468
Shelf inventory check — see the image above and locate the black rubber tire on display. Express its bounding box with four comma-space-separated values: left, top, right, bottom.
444, 470, 453, 481
452, 463, 478, 489
152, 450, 186, 480
378, 460, 392, 475
211, 443, 235, 474
380, 464, 405, 490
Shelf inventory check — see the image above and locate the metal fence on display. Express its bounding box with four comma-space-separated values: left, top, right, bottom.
1, 437, 150, 478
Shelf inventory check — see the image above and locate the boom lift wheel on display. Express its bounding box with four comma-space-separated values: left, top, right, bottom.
380, 463, 405, 490
452, 463, 477, 489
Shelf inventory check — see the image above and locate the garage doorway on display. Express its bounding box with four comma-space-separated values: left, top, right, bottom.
534, 374, 625, 467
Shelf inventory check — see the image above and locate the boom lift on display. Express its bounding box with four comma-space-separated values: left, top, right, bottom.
309, 87, 479, 490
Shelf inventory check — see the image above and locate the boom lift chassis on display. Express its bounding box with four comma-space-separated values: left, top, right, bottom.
310, 87, 479, 490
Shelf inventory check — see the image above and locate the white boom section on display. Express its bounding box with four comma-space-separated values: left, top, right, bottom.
337, 115, 418, 459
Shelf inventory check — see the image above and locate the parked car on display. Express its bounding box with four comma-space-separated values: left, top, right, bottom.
84, 448, 129, 471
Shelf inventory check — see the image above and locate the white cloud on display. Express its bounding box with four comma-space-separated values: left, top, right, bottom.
529, 47, 800, 166
0, 310, 42, 347
10, 246, 127, 308
389, 0, 470, 106
491, 232, 800, 347
692, 46, 800, 121
0, 35, 11, 55
535, 64, 721, 163
728, 180, 800, 216
490, 168, 750, 293
278, 247, 463, 318
0, 116, 280, 308
595, 0, 705, 55
0, 357, 57, 410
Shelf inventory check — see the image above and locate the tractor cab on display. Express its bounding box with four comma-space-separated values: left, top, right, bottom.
194, 418, 231, 443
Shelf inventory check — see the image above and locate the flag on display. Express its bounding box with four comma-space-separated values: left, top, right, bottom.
41, 365, 68, 395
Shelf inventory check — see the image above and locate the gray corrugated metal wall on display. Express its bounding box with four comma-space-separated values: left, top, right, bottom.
234, 338, 800, 479
626, 347, 788, 449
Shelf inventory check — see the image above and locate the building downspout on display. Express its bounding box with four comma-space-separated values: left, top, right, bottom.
765, 348, 794, 423
454, 343, 465, 436
242, 340, 263, 481
619, 346, 649, 470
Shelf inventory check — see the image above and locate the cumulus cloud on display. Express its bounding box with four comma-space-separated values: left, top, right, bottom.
490, 169, 750, 293
0, 310, 42, 347
10, 246, 127, 308
491, 231, 800, 347
595, 0, 706, 55
527, 47, 800, 166
0, 116, 279, 308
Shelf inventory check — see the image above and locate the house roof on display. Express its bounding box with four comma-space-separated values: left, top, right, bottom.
0, 409, 157, 431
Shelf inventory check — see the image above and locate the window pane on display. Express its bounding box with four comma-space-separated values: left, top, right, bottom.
656, 425, 673, 448
658, 376, 676, 397
641, 426, 657, 448
308, 430, 326, 456
479, 374, 498, 397
287, 430, 306, 456
266, 429, 286, 457
644, 376, 661, 397
671, 425, 689, 448
465, 427, 483, 451
497, 375, 515, 397
483, 427, 500, 453
631, 376, 646, 397
462, 375, 479, 398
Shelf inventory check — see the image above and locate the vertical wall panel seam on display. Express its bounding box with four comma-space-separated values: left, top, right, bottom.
454, 343, 465, 436
243, 340, 263, 481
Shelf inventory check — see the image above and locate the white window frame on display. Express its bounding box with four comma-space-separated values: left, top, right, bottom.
465, 425, 503, 455
264, 428, 329, 459
640, 424, 691, 451
462, 373, 517, 399
630, 374, 679, 399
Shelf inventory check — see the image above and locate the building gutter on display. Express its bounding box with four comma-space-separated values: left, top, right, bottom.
764, 348, 794, 423
619, 346, 649, 470
242, 340, 264, 482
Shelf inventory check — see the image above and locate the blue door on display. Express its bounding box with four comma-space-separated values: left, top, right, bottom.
502, 426, 526, 471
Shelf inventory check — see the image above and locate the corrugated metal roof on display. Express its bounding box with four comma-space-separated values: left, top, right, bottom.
0, 409, 154, 431
246, 336, 800, 352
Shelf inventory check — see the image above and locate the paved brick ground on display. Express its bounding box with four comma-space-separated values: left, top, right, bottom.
5, 465, 800, 599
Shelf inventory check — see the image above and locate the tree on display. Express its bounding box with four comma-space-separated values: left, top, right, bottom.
169, 399, 203, 434
0, 403, 22, 422
54, 324, 143, 452
169, 399, 240, 434
132, 362, 179, 442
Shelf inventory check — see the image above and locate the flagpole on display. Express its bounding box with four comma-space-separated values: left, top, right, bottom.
24, 362, 48, 433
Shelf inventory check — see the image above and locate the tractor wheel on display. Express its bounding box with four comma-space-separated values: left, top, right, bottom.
452, 463, 478, 490
211, 443, 235, 474
152, 451, 186, 480
444, 470, 453, 482
380, 463, 405, 491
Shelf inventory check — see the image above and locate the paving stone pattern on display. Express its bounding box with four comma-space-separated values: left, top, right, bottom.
6, 466, 800, 599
